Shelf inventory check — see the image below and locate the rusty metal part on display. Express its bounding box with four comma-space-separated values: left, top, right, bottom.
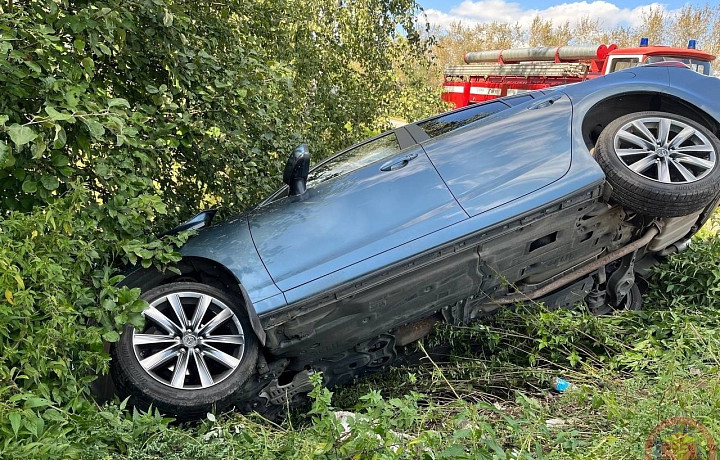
488, 224, 661, 305
393, 316, 439, 347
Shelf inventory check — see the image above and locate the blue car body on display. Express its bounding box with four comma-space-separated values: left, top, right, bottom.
181, 64, 719, 309
117, 64, 720, 412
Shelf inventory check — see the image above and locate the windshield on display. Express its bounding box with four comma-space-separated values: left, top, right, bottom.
645, 56, 711, 75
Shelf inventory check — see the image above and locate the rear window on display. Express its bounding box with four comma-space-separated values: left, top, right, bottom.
417, 101, 507, 138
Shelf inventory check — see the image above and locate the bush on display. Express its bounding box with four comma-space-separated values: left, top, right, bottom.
0, 0, 439, 456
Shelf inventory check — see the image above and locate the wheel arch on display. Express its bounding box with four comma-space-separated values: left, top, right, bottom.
121, 256, 266, 346
581, 91, 720, 151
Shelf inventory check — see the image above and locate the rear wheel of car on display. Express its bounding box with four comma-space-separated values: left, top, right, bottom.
595, 111, 720, 217
111, 282, 258, 419
591, 284, 642, 315
590, 283, 642, 315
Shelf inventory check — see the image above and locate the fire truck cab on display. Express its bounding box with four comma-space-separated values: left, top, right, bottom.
604, 45, 713, 75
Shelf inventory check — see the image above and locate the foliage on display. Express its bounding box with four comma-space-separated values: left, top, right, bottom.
0, 0, 440, 457
1, 0, 718, 457
0, 187, 187, 457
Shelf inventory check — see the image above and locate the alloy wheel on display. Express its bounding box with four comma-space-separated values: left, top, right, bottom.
612, 116, 717, 184
132, 291, 245, 389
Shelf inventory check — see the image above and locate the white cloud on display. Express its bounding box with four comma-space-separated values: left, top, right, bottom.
422, 0, 679, 31
423, 8, 480, 29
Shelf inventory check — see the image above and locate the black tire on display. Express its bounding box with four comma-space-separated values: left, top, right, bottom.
591, 283, 642, 316
595, 111, 720, 217
111, 282, 258, 420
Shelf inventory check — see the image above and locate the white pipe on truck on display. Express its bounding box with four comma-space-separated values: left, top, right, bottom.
464, 45, 609, 64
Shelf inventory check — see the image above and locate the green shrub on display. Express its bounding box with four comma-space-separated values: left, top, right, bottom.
0, 0, 439, 457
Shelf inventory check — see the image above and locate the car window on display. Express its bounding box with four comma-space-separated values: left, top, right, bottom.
501, 94, 534, 107
307, 133, 401, 187
645, 56, 711, 75
610, 57, 640, 72
417, 101, 507, 138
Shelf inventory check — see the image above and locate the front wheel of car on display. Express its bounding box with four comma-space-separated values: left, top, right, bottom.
595, 111, 720, 217
111, 282, 258, 419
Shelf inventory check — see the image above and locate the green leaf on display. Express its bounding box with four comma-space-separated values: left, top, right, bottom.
102, 330, 120, 342
45, 106, 74, 121
52, 125, 67, 149
98, 43, 111, 55
25, 413, 38, 437
8, 412, 20, 436
25, 397, 52, 409
40, 175, 59, 191
51, 153, 69, 167
108, 98, 130, 108
0, 141, 14, 168
81, 57, 94, 70
22, 180, 37, 193
8, 124, 37, 147
73, 38, 85, 52
24, 60, 41, 73
95, 163, 111, 177
30, 140, 46, 159
83, 119, 105, 139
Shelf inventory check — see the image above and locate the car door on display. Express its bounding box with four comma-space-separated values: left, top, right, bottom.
421, 94, 573, 216
249, 131, 468, 293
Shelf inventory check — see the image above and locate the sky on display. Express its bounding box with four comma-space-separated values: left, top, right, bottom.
417, 0, 705, 30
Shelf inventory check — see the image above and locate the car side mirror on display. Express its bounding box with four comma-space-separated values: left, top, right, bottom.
283, 144, 310, 196
160, 209, 217, 237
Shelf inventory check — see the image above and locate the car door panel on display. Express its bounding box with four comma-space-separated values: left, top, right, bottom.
423, 94, 573, 216
249, 145, 467, 292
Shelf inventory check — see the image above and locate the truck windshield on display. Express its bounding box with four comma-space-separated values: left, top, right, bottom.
645, 56, 711, 75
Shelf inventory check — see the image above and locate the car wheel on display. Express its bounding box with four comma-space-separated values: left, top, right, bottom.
595, 111, 720, 217
590, 283, 642, 315
111, 282, 258, 419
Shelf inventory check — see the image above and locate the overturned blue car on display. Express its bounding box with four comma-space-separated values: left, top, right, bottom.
108, 64, 720, 419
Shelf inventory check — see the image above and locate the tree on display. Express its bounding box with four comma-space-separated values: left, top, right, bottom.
631, 6, 667, 47
528, 16, 571, 47
571, 16, 604, 45
0, 1, 439, 456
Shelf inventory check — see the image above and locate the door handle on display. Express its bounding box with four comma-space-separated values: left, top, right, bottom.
380, 152, 418, 171
527, 94, 562, 110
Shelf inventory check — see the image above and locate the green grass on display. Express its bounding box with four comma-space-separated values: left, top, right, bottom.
45, 213, 720, 459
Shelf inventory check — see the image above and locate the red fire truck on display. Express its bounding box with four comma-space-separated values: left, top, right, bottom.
442, 39, 716, 108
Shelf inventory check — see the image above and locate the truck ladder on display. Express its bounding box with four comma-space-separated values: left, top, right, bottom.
444, 62, 590, 78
